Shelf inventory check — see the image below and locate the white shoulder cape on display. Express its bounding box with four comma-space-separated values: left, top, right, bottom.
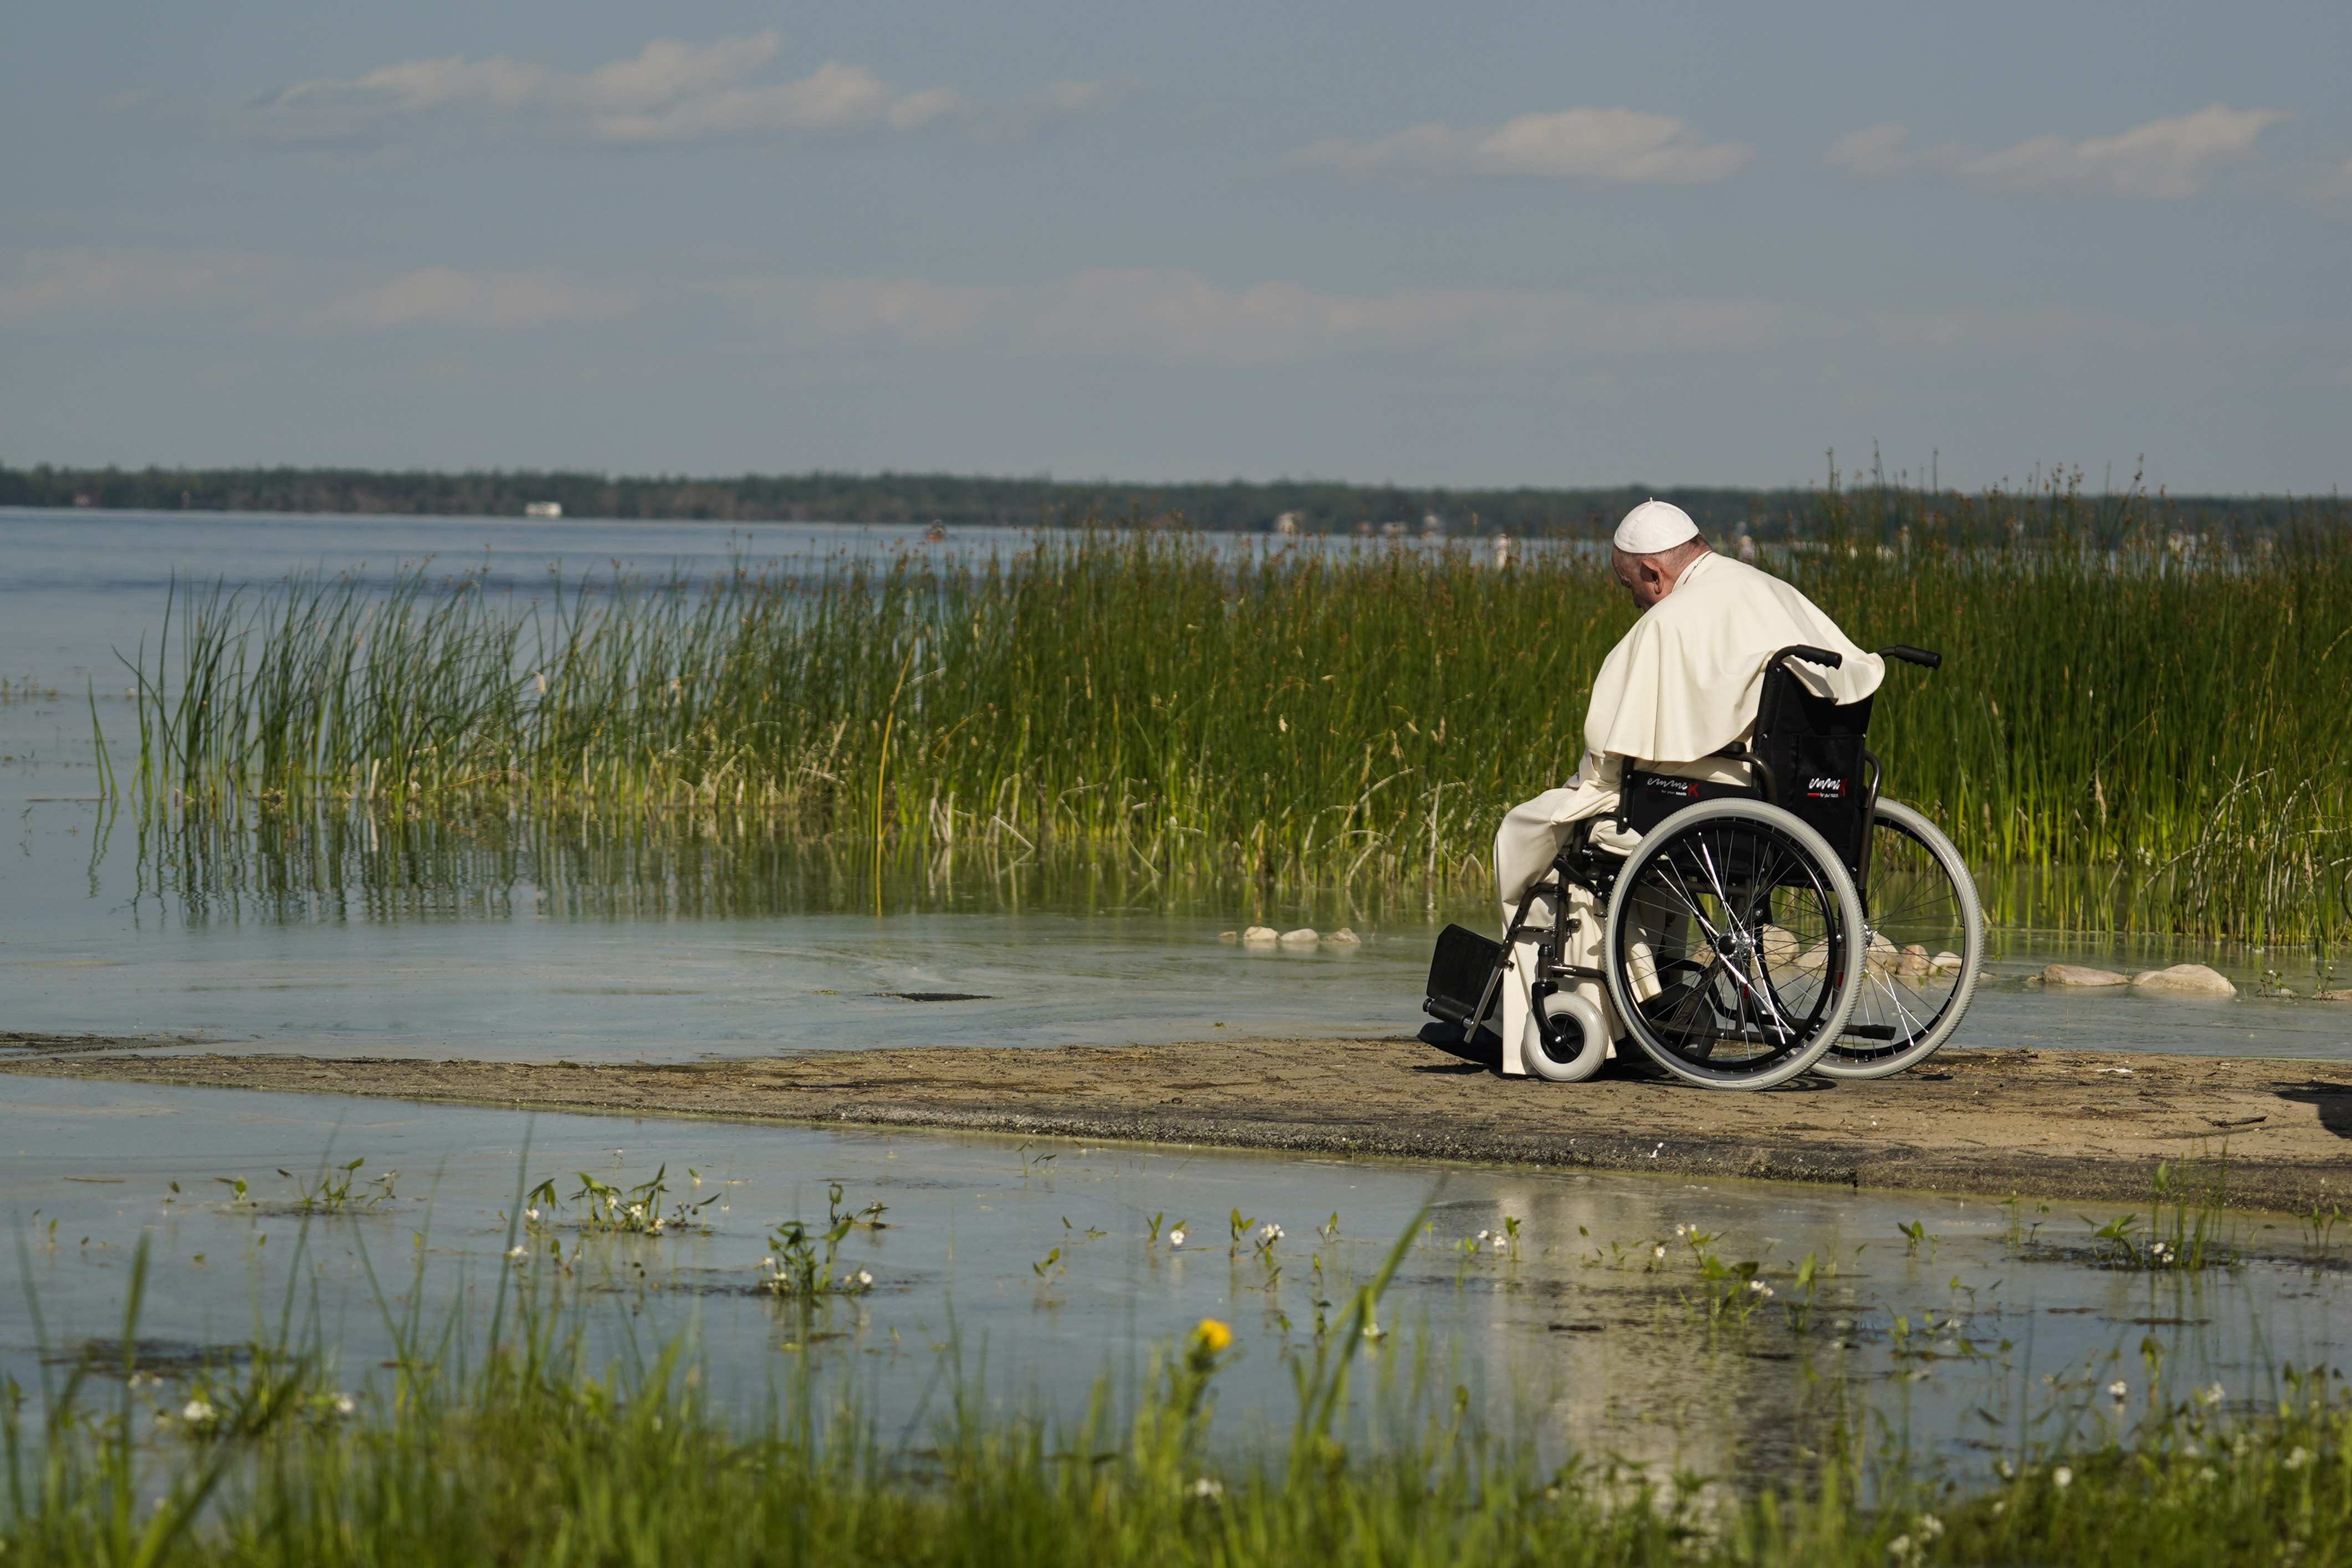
1582, 552, 1884, 766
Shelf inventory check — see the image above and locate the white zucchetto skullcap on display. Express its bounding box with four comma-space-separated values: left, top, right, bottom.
1613, 499, 1699, 555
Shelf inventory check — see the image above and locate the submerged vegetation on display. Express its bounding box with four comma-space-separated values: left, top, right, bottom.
104, 475, 2352, 939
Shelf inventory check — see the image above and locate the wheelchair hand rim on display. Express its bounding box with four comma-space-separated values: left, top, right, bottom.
1602, 798, 1865, 1090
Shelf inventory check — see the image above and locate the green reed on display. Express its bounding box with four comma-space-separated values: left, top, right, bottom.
108, 480, 2352, 939
11, 1233, 2352, 1567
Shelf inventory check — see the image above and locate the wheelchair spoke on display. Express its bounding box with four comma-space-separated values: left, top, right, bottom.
1855, 969, 1929, 1046
1730, 836, 1791, 931
1685, 828, 1801, 1046
1611, 807, 1874, 1079
1648, 852, 1726, 946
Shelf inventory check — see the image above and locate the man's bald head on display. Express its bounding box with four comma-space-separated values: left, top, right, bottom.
1611, 536, 1710, 611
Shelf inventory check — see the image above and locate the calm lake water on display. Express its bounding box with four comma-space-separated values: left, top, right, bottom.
6, 1073, 2344, 1489
3, 507, 2347, 1489
1, 507, 2345, 1063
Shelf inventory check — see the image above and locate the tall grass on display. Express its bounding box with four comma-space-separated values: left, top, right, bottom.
110, 479, 2352, 939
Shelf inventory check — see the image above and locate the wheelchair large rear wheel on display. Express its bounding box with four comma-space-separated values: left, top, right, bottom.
1603, 800, 1865, 1090
1816, 798, 1983, 1079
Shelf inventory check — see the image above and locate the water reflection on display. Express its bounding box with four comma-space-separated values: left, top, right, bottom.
0, 793, 2339, 1062
125, 803, 1443, 930
3, 1075, 2337, 1493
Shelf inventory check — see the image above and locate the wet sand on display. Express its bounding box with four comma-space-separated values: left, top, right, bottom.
7, 1036, 2349, 1211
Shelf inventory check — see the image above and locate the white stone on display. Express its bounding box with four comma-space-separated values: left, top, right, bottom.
1324, 928, 1361, 944
2041, 964, 2129, 987
1278, 927, 1319, 945
2132, 963, 2237, 997
1241, 926, 1279, 944
1217, 930, 1239, 942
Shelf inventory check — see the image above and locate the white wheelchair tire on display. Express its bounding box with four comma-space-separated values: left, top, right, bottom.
1521, 988, 1610, 1083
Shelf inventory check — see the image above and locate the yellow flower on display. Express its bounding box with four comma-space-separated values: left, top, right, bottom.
1192, 1318, 1234, 1354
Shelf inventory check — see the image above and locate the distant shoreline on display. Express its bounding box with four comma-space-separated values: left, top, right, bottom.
2, 463, 2329, 537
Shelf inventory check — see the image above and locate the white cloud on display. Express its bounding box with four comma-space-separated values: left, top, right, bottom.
1827, 104, 2287, 201
224, 33, 1129, 153
1, 247, 2193, 375
0, 249, 637, 335
1287, 107, 1751, 191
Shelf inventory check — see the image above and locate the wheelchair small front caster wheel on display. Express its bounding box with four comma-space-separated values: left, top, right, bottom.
1521, 982, 1609, 1083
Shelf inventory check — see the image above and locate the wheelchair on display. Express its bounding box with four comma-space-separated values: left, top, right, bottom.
1423, 643, 1984, 1092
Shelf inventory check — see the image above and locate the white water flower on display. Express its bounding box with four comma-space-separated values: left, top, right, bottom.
1651, 1244, 1667, 1260
2108, 1380, 2129, 1398
525, 1207, 540, 1222
2052, 1465, 2073, 1489
1168, 1229, 1187, 1247
2200, 1382, 2227, 1406
1916, 1514, 1943, 1540
181, 1400, 216, 1425
1192, 1477, 1224, 1498
333, 1393, 356, 1416
1257, 1224, 1284, 1244
857, 1270, 873, 1286
2285, 1447, 2310, 1470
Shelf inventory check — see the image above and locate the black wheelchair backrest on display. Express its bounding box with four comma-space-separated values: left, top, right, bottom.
1751, 645, 1874, 873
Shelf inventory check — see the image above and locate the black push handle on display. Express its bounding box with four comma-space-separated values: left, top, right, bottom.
1773, 644, 1844, 671
1877, 644, 1943, 669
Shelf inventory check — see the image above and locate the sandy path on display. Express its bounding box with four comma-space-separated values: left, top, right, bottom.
7, 1036, 2349, 1211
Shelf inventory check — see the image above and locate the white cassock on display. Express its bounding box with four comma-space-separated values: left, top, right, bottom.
1490, 551, 1886, 1073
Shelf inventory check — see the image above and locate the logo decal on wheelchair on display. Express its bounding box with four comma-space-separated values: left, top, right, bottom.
1805, 777, 1847, 797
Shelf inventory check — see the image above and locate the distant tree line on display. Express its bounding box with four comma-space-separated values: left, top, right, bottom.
0, 462, 2330, 540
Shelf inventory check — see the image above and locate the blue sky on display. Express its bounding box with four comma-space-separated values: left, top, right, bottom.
4, 2, 2346, 491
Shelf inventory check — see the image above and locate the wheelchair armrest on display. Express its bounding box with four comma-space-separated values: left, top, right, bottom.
1877, 644, 1942, 669
1773, 644, 1844, 672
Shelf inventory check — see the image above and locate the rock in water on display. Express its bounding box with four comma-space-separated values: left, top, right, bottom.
1325, 928, 1361, 945
1241, 926, 1279, 944
1217, 930, 1239, 942
2041, 964, 2129, 987
2133, 963, 2237, 997
2315, 990, 2352, 1002
1278, 928, 1319, 945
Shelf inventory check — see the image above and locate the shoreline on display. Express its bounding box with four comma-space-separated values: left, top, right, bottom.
7, 1037, 2350, 1211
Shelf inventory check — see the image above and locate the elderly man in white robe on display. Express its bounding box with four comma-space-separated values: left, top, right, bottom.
1486, 500, 1884, 1074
